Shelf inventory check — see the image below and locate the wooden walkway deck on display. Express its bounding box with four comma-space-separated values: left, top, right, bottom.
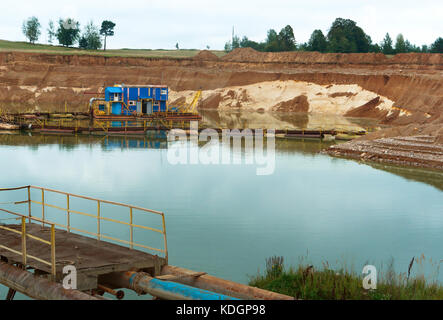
0, 223, 166, 290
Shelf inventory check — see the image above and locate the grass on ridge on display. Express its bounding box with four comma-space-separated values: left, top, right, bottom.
0, 39, 226, 58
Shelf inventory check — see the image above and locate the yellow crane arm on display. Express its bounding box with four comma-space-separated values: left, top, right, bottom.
186, 90, 202, 114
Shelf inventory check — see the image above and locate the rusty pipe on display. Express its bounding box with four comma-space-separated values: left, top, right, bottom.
97, 284, 125, 300
100, 271, 238, 300
161, 265, 294, 300
0, 262, 103, 300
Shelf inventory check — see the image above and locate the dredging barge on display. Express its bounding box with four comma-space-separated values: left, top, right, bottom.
89, 84, 202, 121
0, 186, 293, 300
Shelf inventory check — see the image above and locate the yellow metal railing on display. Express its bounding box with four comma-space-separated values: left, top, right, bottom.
95, 120, 109, 133
0, 207, 56, 277
0, 186, 168, 263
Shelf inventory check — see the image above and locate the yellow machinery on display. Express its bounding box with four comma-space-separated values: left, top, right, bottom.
172, 90, 202, 114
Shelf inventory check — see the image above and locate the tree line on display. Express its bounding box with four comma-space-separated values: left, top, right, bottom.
225, 18, 443, 54
22, 17, 115, 50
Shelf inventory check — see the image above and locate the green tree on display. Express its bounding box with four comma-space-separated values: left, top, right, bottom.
430, 37, 443, 53
79, 21, 101, 50
175, 42, 179, 50
240, 36, 264, 51
308, 29, 327, 52
224, 41, 232, 52
421, 44, 429, 53
297, 42, 309, 51
100, 20, 116, 51
326, 18, 371, 53
56, 18, 80, 47
22, 17, 41, 44
278, 25, 296, 51
264, 29, 280, 52
405, 40, 420, 52
79, 36, 88, 49
232, 35, 241, 50
381, 33, 394, 54
394, 34, 406, 53
369, 43, 381, 53
47, 20, 55, 44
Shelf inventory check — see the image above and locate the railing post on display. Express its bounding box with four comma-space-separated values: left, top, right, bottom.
51, 224, 56, 279
67, 194, 70, 233
41, 189, 45, 227
27, 186, 32, 224
130, 207, 133, 249
97, 200, 101, 240
162, 213, 168, 263
21, 216, 27, 266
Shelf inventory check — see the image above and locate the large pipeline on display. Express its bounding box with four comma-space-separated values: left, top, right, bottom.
161, 265, 294, 300
0, 262, 103, 300
101, 271, 238, 300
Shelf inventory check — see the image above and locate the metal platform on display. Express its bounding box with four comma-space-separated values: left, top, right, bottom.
0, 186, 168, 291
0, 223, 166, 290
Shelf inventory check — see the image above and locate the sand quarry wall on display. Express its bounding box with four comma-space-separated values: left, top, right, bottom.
0, 49, 441, 127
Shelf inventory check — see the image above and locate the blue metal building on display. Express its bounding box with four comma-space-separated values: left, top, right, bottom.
101, 84, 169, 116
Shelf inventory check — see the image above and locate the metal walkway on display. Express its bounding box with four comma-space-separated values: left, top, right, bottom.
0, 186, 167, 292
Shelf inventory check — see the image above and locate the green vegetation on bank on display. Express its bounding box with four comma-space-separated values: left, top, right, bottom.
249, 256, 443, 300
0, 39, 226, 59
15, 15, 443, 55
225, 18, 443, 54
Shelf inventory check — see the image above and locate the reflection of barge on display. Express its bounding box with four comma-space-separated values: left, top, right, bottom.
89, 84, 201, 121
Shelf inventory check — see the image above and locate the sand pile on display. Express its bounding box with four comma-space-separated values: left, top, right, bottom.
193, 50, 219, 61
221, 48, 263, 62
169, 80, 397, 117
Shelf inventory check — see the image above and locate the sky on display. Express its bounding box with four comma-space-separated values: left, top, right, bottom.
1, 0, 442, 50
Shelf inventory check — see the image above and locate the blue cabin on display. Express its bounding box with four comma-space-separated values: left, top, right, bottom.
102, 84, 169, 115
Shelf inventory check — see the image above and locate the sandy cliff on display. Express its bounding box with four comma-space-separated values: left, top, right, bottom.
0, 48, 441, 136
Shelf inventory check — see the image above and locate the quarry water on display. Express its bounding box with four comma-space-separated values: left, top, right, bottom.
0, 120, 442, 299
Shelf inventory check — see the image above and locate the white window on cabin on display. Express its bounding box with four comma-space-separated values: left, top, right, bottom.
161, 89, 167, 95
113, 93, 119, 101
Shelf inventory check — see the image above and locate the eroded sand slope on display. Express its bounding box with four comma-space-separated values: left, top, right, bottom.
170, 80, 397, 116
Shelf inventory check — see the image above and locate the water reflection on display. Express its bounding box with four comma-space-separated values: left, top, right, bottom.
200, 109, 380, 131
0, 131, 441, 190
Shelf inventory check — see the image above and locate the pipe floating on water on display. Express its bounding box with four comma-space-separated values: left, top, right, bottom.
101, 271, 238, 300
161, 265, 294, 300
0, 262, 104, 300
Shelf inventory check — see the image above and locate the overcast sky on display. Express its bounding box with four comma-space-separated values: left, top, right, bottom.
1, 0, 442, 50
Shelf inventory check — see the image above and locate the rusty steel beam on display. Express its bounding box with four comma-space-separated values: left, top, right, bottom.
0, 262, 103, 300
161, 265, 294, 300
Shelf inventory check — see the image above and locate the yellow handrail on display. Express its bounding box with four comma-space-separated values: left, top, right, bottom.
0, 209, 56, 277
0, 185, 168, 262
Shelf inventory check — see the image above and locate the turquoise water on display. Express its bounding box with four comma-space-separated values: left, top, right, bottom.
0, 132, 442, 299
